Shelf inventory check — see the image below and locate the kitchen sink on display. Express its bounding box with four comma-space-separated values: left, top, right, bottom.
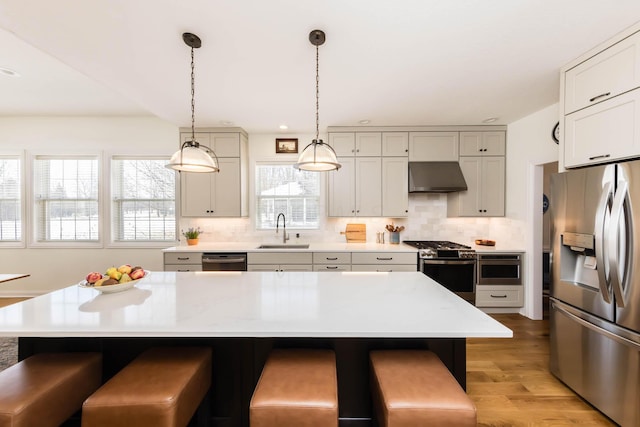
256, 244, 310, 249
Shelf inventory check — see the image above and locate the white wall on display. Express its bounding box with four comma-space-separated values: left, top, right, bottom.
506, 103, 560, 319
0, 116, 178, 295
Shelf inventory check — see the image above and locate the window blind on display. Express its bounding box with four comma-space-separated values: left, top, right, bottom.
0, 157, 21, 241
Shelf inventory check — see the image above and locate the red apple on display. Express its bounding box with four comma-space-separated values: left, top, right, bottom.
129, 268, 145, 280
85, 272, 103, 284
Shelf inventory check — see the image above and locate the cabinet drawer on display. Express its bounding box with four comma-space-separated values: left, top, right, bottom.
476, 288, 523, 307
351, 252, 417, 265
313, 265, 352, 272
313, 252, 351, 264
164, 252, 202, 264
564, 88, 640, 167
164, 264, 203, 272
247, 252, 313, 265
351, 264, 417, 272
565, 30, 640, 114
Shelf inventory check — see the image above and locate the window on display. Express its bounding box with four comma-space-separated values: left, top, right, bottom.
111, 157, 176, 242
255, 165, 320, 229
0, 156, 21, 241
33, 156, 99, 242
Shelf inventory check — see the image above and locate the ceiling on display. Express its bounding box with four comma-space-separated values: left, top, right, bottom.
1, 1, 640, 134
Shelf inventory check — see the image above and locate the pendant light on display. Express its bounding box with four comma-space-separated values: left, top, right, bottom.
294, 30, 341, 172
167, 33, 219, 173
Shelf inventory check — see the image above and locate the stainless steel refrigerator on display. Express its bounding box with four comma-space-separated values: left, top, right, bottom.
550, 160, 640, 426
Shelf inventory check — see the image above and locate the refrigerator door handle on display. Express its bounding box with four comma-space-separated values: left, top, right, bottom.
594, 181, 613, 303
552, 301, 640, 350
608, 180, 631, 308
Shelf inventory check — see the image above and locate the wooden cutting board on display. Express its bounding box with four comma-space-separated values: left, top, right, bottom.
340, 223, 366, 243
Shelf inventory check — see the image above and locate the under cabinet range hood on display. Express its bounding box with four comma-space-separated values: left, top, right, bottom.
408, 161, 468, 193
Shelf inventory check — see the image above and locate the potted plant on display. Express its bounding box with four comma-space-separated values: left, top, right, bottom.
182, 227, 202, 246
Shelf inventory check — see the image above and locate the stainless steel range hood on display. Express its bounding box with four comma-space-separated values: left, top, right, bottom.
408, 161, 468, 193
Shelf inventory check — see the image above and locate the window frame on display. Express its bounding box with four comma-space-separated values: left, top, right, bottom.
106, 154, 178, 248
253, 161, 323, 231
28, 151, 103, 249
0, 152, 26, 248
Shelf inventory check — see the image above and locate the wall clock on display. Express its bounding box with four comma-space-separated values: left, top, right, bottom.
552, 122, 560, 144
543, 194, 549, 214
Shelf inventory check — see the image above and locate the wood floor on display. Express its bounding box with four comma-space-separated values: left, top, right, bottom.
467, 313, 616, 426
0, 299, 619, 425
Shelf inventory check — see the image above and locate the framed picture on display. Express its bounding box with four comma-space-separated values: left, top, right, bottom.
276, 138, 298, 154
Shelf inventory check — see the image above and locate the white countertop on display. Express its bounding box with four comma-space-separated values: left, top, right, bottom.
0, 272, 511, 339
163, 242, 419, 253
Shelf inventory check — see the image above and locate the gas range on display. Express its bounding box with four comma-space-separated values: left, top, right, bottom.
403, 240, 476, 259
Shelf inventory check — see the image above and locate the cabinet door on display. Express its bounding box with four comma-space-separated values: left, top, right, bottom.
181, 171, 212, 217
565, 31, 640, 114
382, 132, 409, 156
455, 157, 483, 216
460, 132, 506, 156
382, 157, 408, 217
328, 157, 356, 216
481, 157, 505, 216
408, 132, 459, 161
280, 264, 313, 272
355, 132, 382, 156
329, 133, 356, 156
564, 88, 640, 168
211, 133, 240, 157
181, 132, 211, 145
212, 158, 241, 216
355, 157, 382, 216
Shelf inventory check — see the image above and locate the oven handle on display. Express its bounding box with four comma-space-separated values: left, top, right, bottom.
421, 259, 476, 265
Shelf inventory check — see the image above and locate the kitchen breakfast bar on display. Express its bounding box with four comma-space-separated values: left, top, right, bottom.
0, 271, 511, 426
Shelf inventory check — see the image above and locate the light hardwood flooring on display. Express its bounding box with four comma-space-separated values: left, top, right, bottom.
0, 299, 619, 425
468, 313, 616, 426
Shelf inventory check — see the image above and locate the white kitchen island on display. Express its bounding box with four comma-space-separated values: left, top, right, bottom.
0, 272, 511, 427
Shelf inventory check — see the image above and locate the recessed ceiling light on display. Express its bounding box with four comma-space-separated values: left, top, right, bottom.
359, 120, 371, 125
0, 67, 20, 77
220, 120, 234, 126
482, 117, 498, 123
279, 124, 288, 130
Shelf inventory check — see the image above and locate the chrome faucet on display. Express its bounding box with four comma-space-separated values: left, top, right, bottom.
276, 213, 289, 244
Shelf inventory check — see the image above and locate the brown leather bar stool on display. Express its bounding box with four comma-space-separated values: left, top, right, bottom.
0, 352, 102, 427
370, 350, 477, 427
82, 346, 211, 427
250, 349, 338, 427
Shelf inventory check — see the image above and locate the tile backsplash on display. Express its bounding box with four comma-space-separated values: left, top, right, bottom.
181, 193, 525, 248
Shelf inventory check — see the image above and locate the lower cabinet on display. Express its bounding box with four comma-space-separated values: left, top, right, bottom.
247, 252, 313, 272
475, 285, 524, 307
313, 252, 352, 272
164, 252, 202, 272
351, 252, 418, 272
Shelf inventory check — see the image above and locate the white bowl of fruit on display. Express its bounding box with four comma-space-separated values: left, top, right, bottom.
79, 265, 148, 293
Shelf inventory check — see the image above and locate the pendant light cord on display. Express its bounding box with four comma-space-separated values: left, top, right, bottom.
315, 43, 320, 143
191, 44, 196, 144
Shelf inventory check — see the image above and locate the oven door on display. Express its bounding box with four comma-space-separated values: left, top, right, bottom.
421, 259, 476, 304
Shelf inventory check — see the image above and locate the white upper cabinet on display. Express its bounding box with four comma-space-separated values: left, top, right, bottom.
408, 132, 459, 161
459, 132, 506, 156
327, 157, 382, 217
564, 30, 640, 115
382, 157, 408, 217
381, 132, 409, 156
329, 132, 381, 156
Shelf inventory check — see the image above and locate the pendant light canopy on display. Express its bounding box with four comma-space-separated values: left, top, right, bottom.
294, 30, 341, 172
167, 33, 219, 173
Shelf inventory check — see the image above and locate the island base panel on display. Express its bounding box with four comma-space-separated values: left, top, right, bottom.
19, 337, 466, 427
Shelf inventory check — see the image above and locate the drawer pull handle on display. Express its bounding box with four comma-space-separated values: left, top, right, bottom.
326, 266, 339, 270
326, 257, 338, 260
588, 154, 611, 161
177, 257, 190, 260
589, 92, 611, 102
377, 257, 393, 261
490, 294, 508, 298
177, 269, 190, 272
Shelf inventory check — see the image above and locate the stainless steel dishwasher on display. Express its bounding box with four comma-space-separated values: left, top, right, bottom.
202, 253, 248, 271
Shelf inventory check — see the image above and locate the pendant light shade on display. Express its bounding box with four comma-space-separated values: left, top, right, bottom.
294, 30, 341, 172
167, 33, 219, 173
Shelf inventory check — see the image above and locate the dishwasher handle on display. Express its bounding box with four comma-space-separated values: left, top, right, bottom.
202, 254, 247, 264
